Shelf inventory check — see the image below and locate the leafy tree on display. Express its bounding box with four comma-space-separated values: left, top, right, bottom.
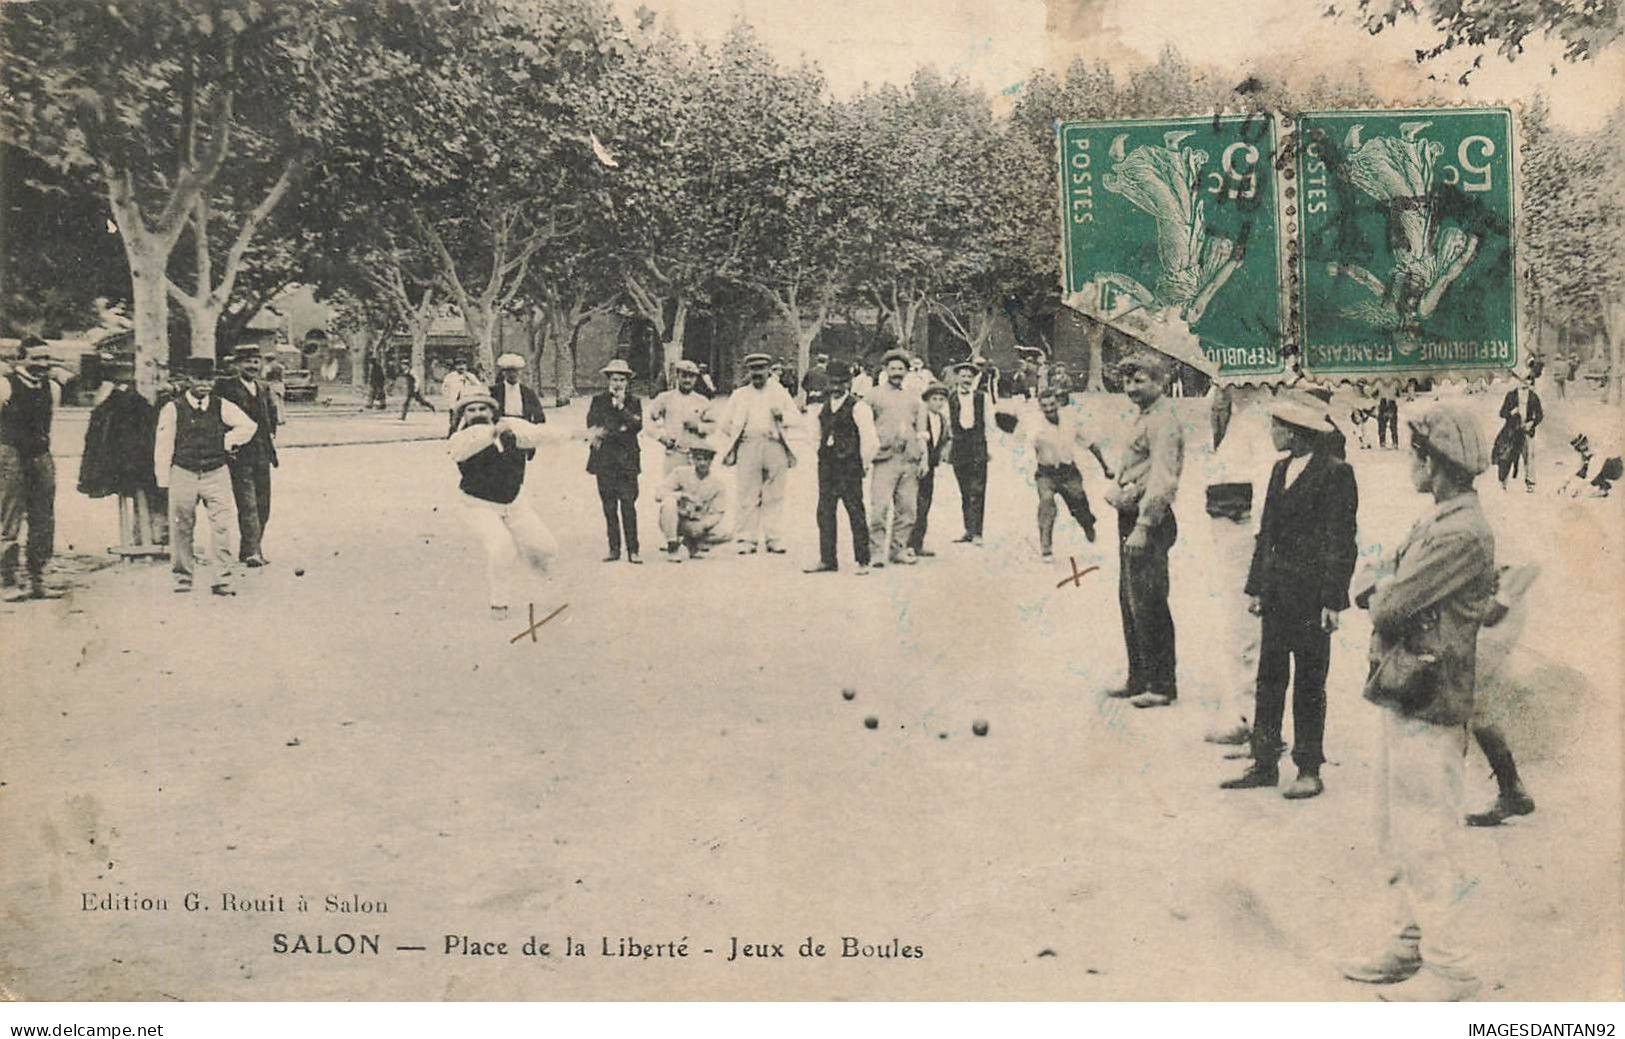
1344, 0, 1623, 66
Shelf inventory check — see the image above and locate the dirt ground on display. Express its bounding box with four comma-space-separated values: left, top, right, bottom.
2, 387, 1621, 1001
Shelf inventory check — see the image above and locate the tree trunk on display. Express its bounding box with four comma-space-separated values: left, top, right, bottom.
128, 247, 171, 401
410, 323, 429, 386
349, 327, 371, 392
1085, 315, 1106, 392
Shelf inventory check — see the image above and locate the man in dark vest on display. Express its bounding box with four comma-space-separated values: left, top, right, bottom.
0, 338, 72, 600
154, 357, 258, 595
447, 392, 561, 616
1220, 393, 1359, 799
804, 361, 876, 575
215, 345, 278, 567
947, 361, 992, 544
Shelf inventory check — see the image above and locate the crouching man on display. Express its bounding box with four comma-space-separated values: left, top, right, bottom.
656, 436, 731, 561
447, 393, 562, 617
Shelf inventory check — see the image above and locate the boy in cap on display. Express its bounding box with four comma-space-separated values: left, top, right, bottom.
154, 357, 258, 595
215, 345, 279, 567
910, 380, 953, 557
655, 436, 730, 561
447, 392, 563, 614
650, 359, 713, 473
720, 352, 796, 554
0, 338, 72, 599
866, 348, 929, 566
1221, 392, 1358, 799
586, 359, 644, 563
1344, 402, 1496, 1001
1103, 350, 1185, 709
804, 361, 877, 575
947, 360, 994, 544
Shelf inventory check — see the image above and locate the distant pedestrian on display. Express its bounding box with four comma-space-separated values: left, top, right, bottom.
399, 368, 435, 419
1377, 392, 1399, 448
367, 356, 388, 410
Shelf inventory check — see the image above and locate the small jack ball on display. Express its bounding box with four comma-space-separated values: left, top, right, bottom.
863, 716, 879, 730
294, 568, 306, 577
972, 720, 989, 737
841, 688, 856, 701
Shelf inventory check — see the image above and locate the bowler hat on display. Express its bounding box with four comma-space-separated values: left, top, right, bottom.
185, 357, 217, 380
600, 358, 635, 377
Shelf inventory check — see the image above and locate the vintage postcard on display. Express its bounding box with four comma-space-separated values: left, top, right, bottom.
1, 0, 1621, 1011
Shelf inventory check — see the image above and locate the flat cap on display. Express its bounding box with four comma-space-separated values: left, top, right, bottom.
881, 348, 912, 367
921, 380, 949, 400
496, 352, 526, 369
672, 359, 700, 375
742, 352, 772, 368
1408, 403, 1489, 475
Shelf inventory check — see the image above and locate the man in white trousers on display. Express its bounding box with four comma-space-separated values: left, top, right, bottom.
447, 392, 565, 617
720, 352, 796, 555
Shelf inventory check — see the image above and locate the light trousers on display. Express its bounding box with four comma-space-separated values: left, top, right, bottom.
1208, 514, 1260, 725
733, 437, 788, 547
868, 455, 919, 559
461, 498, 559, 608
169, 465, 237, 585
1375, 711, 1474, 976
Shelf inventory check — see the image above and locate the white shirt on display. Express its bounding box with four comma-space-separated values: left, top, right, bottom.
502, 380, 523, 416
1283, 452, 1312, 488
851, 372, 873, 398
726, 381, 794, 439
153, 393, 257, 487
442, 371, 479, 404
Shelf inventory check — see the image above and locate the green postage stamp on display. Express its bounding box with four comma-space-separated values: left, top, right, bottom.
1295, 107, 1518, 377
1058, 107, 1519, 381
1058, 115, 1287, 380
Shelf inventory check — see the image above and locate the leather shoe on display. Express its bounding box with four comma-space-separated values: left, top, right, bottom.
1220, 765, 1278, 789
1203, 724, 1251, 746
1104, 685, 1138, 699
1341, 936, 1421, 984
803, 563, 838, 574
1375, 966, 1480, 1001
1466, 791, 1535, 826
1282, 772, 1324, 799
1129, 691, 1174, 709
914, 548, 935, 557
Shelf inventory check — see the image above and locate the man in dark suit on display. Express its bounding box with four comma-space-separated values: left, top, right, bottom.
909, 380, 952, 557
492, 352, 545, 459
586, 358, 643, 563
1495, 372, 1543, 491
1221, 393, 1358, 799
215, 345, 279, 567
803, 362, 875, 575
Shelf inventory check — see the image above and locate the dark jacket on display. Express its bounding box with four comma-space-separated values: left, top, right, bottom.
214, 376, 279, 466
947, 391, 988, 463
78, 388, 158, 498
586, 391, 642, 476
922, 409, 951, 470
1499, 388, 1543, 437
1245, 449, 1359, 613
491, 380, 546, 425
